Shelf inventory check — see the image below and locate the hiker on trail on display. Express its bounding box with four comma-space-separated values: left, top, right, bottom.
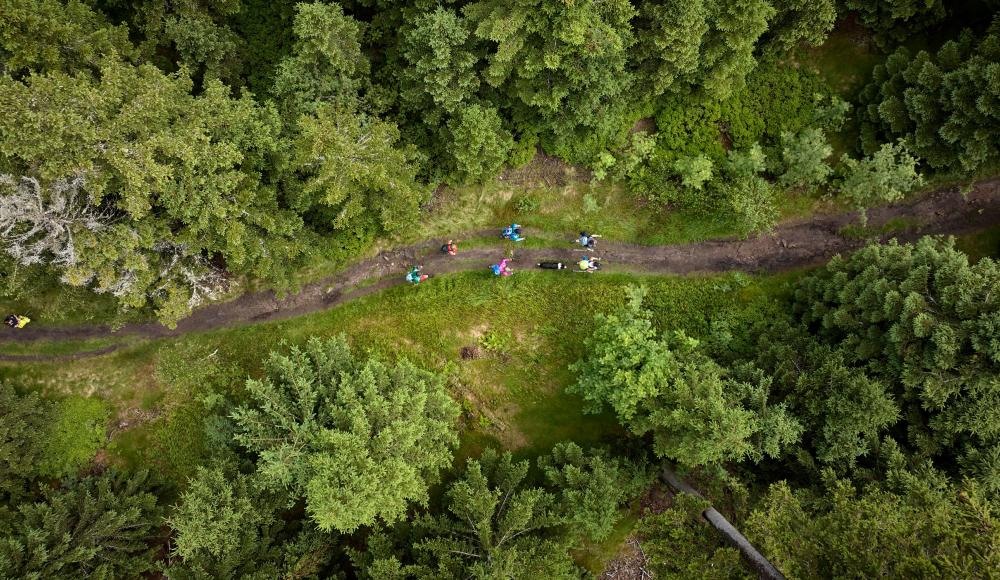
490, 258, 513, 277
4, 314, 29, 328
577, 256, 601, 273
537, 261, 567, 270
406, 265, 428, 285
501, 224, 525, 242
577, 231, 600, 250
441, 239, 458, 256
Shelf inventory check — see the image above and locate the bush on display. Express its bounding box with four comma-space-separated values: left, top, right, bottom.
715, 175, 779, 238
780, 128, 832, 188
508, 133, 539, 169
512, 193, 540, 214
38, 397, 108, 477
653, 59, 830, 164
673, 154, 714, 190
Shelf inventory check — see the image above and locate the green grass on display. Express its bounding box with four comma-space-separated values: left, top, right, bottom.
1, 269, 798, 477
0, 336, 125, 357
37, 395, 110, 478
0, 268, 798, 574
839, 216, 924, 240
956, 225, 1000, 262
804, 28, 882, 99
576, 512, 640, 574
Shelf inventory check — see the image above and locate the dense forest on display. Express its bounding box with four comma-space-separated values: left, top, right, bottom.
2, 0, 1000, 577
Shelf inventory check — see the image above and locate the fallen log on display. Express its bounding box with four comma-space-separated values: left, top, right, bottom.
660, 465, 785, 580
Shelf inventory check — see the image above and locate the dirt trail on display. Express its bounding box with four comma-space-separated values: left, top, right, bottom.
2, 178, 999, 359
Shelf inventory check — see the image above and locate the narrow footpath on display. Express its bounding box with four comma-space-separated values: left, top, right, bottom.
2, 178, 999, 357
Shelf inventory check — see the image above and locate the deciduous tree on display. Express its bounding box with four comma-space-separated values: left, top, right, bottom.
569, 286, 761, 467
779, 128, 832, 188
839, 142, 922, 224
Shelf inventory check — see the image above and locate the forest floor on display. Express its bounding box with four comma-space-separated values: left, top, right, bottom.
2, 175, 999, 358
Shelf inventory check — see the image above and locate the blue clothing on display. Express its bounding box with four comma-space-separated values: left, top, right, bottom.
490, 264, 502, 276
502, 224, 524, 241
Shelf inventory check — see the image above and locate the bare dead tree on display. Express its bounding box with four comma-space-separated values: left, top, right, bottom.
151, 242, 229, 308
0, 174, 113, 267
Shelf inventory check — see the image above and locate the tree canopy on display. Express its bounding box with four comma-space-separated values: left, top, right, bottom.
231, 336, 460, 533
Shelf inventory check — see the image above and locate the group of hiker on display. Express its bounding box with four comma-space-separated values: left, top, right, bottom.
404, 225, 603, 285
6, 227, 601, 329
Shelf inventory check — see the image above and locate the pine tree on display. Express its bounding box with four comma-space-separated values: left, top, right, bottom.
793, 238, 1000, 489
399, 7, 480, 115
859, 21, 1000, 171
447, 104, 514, 184
0, 0, 135, 76
538, 442, 649, 542
272, 2, 368, 119
0, 383, 48, 501
230, 336, 460, 533
291, 104, 427, 235
746, 478, 1000, 577
0, 470, 162, 579
464, 0, 636, 131
361, 449, 580, 579
165, 466, 336, 579
0, 59, 302, 326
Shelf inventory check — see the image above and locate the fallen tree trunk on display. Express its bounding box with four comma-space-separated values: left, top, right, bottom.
660, 465, 785, 580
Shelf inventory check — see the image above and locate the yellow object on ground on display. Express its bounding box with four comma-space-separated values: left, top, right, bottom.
15, 316, 30, 328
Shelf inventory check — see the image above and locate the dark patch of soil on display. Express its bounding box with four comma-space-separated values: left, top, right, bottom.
88, 449, 110, 476
638, 482, 675, 517
4, 178, 1000, 361
837, 13, 875, 48
460, 345, 482, 360
500, 147, 591, 186
630, 117, 657, 134
718, 121, 734, 151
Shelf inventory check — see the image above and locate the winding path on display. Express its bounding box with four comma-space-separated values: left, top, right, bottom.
2, 178, 999, 360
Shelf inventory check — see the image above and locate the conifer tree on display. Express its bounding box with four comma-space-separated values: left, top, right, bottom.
231, 336, 460, 533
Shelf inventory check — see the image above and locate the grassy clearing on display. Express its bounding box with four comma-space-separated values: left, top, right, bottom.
1, 269, 798, 570
1, 270, 799, 480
